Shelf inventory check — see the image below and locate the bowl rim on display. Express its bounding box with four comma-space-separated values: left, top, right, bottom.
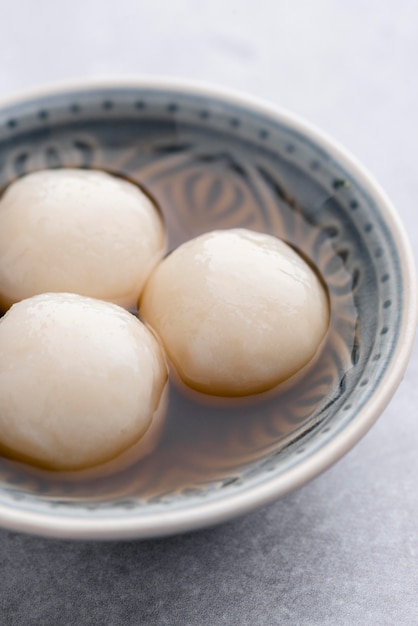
0, 77, 416, 540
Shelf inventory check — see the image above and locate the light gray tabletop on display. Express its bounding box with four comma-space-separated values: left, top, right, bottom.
1, 1, 417, 624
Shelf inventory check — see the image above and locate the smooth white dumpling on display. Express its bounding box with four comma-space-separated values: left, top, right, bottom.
0, 293, 168, 470
140, 229, 329, 396
0, 169, 166, 310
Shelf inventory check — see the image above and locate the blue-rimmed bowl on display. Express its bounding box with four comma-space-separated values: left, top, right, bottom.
0, 79, 415, 539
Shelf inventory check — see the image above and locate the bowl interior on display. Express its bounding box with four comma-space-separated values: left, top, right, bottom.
0, 84, 408, 537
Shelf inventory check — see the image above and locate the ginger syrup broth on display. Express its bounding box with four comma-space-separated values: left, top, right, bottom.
0, 123, 358, 503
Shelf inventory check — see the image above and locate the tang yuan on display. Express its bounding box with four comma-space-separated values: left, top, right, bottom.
140, 229, 329, 396
0, 169, 165, 310
0, 293, 168, 470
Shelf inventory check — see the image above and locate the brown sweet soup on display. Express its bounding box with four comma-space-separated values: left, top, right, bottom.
0, 161, 357, 502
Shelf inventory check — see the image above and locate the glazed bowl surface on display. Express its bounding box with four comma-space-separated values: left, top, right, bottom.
0, 79, 415, 539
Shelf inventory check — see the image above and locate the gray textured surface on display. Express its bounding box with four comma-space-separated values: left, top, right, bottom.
0, 1, 417, 624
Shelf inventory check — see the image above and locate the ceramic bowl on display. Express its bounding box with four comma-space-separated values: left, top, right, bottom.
0, 79, 415, 540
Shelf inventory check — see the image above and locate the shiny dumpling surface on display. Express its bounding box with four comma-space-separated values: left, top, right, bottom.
0, 169, 166, 310
0, 293, 168, 470
140, 229, 329, 396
